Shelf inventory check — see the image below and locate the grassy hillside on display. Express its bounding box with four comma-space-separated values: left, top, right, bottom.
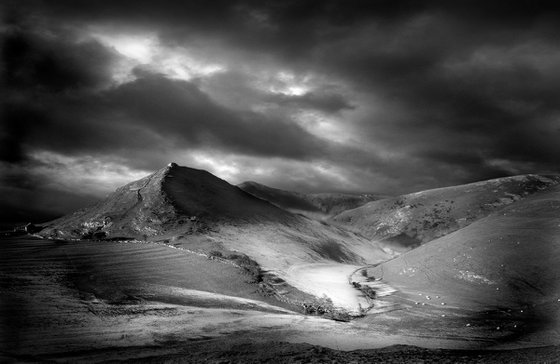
332, 175, 560, 249
7, 168, 560, 358
37, 164, 394, 314
0, 236, 297, 358
39, 164, 392, 267
5, 237, 559, 362
367, 184, 560, 331
238, 181, 322, 214
37, 165, 560, 326
238, 181, 385, 218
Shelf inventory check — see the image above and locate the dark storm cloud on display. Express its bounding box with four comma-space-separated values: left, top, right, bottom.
0, 11, 333, 170
2, 28, 116, 92
0, 162, 100, 222
265, 91, 355, 114
198, 70, 354, 114
3, 0, 560, 220
0, 102, 50, 163
3, 70, 331, 169
300, 4, 560, 184
25, 1, 560, 53
104, 71, 327, 160
1, 25, 117, 163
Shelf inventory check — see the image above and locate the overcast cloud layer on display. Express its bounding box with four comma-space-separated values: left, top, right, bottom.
2, 1, 560, 221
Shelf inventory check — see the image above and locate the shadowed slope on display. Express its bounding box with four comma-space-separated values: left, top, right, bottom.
332, 175, 560, 249
164, 168, 289, 221
238, 181, 321, 214
238, 181, 385, 218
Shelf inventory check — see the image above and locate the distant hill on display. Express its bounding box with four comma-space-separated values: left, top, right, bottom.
331, 175, 560, 250
238, 181, 321, 214
238, 181, 386, 218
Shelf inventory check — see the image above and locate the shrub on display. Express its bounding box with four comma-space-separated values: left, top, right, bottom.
361, 286, 377, 299
208, 250, 223, 258
227, 254, 262, 283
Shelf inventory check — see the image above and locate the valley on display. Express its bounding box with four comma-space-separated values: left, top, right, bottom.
2, 164, 560, 362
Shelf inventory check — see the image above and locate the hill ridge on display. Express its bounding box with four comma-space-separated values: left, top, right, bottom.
331, 174, 560, 250
238, 180, 386, 218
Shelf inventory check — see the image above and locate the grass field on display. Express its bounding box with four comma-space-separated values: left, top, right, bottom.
6, 167, 560, 362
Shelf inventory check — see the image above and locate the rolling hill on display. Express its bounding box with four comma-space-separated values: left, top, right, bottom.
238, 181, 385, 218
38, 163, 394, 314
365, 183, 560, 341
332, 175, 560, 250
6, 166, 560, 360
36, 168, 560, 316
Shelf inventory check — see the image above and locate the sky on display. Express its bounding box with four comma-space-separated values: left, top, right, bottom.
2, 0, 560, 222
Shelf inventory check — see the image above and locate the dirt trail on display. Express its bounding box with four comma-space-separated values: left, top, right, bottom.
125, 175, 153, 215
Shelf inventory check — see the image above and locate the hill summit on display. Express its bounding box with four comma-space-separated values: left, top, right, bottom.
40, 163, 291, 240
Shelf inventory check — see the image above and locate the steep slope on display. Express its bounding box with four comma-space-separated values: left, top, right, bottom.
238, 181, 385, 218
40, 163, 293, 240
309, 192, 389, 216
366, 184, 560, 337
238, 181, 321, 214
332, 175, 560, 249
39, 164, 394, 314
